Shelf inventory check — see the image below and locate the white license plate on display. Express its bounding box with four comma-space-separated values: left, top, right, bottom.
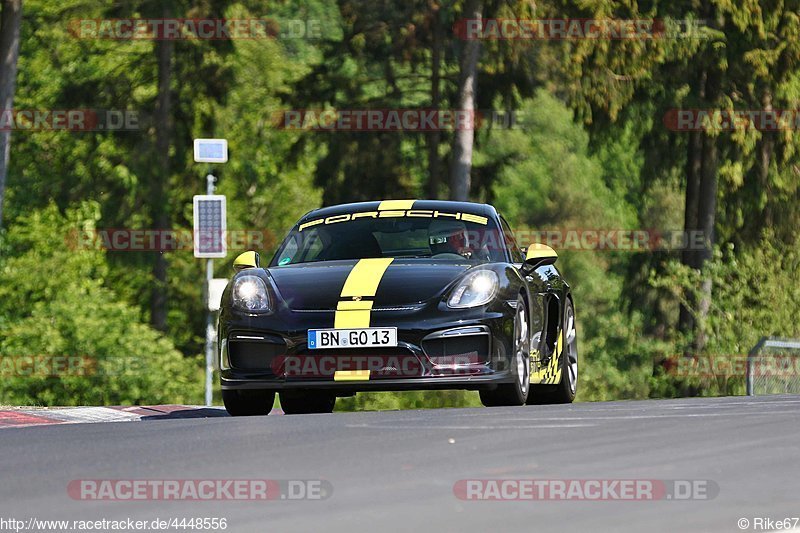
307, 328, 398, 350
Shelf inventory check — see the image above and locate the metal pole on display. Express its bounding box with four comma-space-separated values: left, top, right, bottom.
204, 174, 215, 406
747, 337, 766, 397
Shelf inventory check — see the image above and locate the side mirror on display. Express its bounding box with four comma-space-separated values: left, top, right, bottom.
233, 251, 260, 272
524, 243, 557, 270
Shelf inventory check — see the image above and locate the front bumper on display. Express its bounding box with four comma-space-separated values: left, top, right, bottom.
218, 300, 516, 393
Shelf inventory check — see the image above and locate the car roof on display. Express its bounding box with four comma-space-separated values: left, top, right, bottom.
299, 200, 498, 223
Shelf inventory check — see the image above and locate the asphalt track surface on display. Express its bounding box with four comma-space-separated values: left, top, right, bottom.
1, 395, 799, 533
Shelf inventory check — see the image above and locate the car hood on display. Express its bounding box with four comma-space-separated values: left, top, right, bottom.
267, 259, 474, 310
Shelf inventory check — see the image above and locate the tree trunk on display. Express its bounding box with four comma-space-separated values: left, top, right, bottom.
678, 129, 703, 337
425, 3, 442, 199
693, 133, 718, 352
150, 10, 174, 332
690, 56, 721, 353
449, 0, 481, 201
0, 0, 22, 228
678, 64, 709, 351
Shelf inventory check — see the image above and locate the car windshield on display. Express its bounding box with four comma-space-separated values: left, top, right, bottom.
271, 214, 507, 265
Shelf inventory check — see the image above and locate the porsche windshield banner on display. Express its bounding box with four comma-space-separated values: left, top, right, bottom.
298, 210, 489, 232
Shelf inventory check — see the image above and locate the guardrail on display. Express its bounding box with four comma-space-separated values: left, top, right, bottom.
746, 337, 800, 396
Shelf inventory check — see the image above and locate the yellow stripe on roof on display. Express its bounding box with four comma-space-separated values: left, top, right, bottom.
377, 200, 415, 211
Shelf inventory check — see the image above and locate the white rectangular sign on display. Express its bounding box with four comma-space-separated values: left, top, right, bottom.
193, 138, 228, 163
207, 278, 229, 312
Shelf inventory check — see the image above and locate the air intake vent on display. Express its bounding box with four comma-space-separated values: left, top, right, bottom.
229, 335, 286, 372
423, 333, 490, 365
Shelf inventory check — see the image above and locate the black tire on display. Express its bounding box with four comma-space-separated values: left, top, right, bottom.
480, 294, 530, 407
279, 391, 336, 414
528, 297, 577, 404
222, 389, 275, 416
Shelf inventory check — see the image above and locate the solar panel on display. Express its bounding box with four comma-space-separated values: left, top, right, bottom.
193, 195, 227, 258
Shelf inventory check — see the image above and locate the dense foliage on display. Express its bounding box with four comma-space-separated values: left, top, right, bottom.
1, 0, 797, 408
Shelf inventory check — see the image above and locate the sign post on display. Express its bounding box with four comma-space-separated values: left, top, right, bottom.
193, 139, 228, 407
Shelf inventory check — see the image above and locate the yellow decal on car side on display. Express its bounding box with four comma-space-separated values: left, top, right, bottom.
531, 328, 564, 385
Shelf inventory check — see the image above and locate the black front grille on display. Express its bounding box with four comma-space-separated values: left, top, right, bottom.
422, 335, 490, 365
290, 347, 423, 379
229, 336, 286, 372
295, 347, 414, 357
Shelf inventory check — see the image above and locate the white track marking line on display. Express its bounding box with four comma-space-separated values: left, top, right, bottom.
483, 410, 800, 421
345, 423, 595, 429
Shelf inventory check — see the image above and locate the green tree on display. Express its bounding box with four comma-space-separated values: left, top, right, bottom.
0, 203, 202, 405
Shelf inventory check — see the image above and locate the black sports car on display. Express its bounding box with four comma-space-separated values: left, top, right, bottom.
218, 200, 577, 415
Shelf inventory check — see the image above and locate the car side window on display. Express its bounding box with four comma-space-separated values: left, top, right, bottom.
499, 216, 525, 263
299, 231, 325, 262
274, 229, 325, 265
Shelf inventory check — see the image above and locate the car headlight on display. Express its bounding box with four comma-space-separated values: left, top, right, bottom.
447, 270, 499, 308
232, 275, 272, 312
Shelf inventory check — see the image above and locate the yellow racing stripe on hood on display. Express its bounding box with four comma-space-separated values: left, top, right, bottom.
334, 258, 394, 328
340, 258, 394, 298
333, 300, 373, 329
